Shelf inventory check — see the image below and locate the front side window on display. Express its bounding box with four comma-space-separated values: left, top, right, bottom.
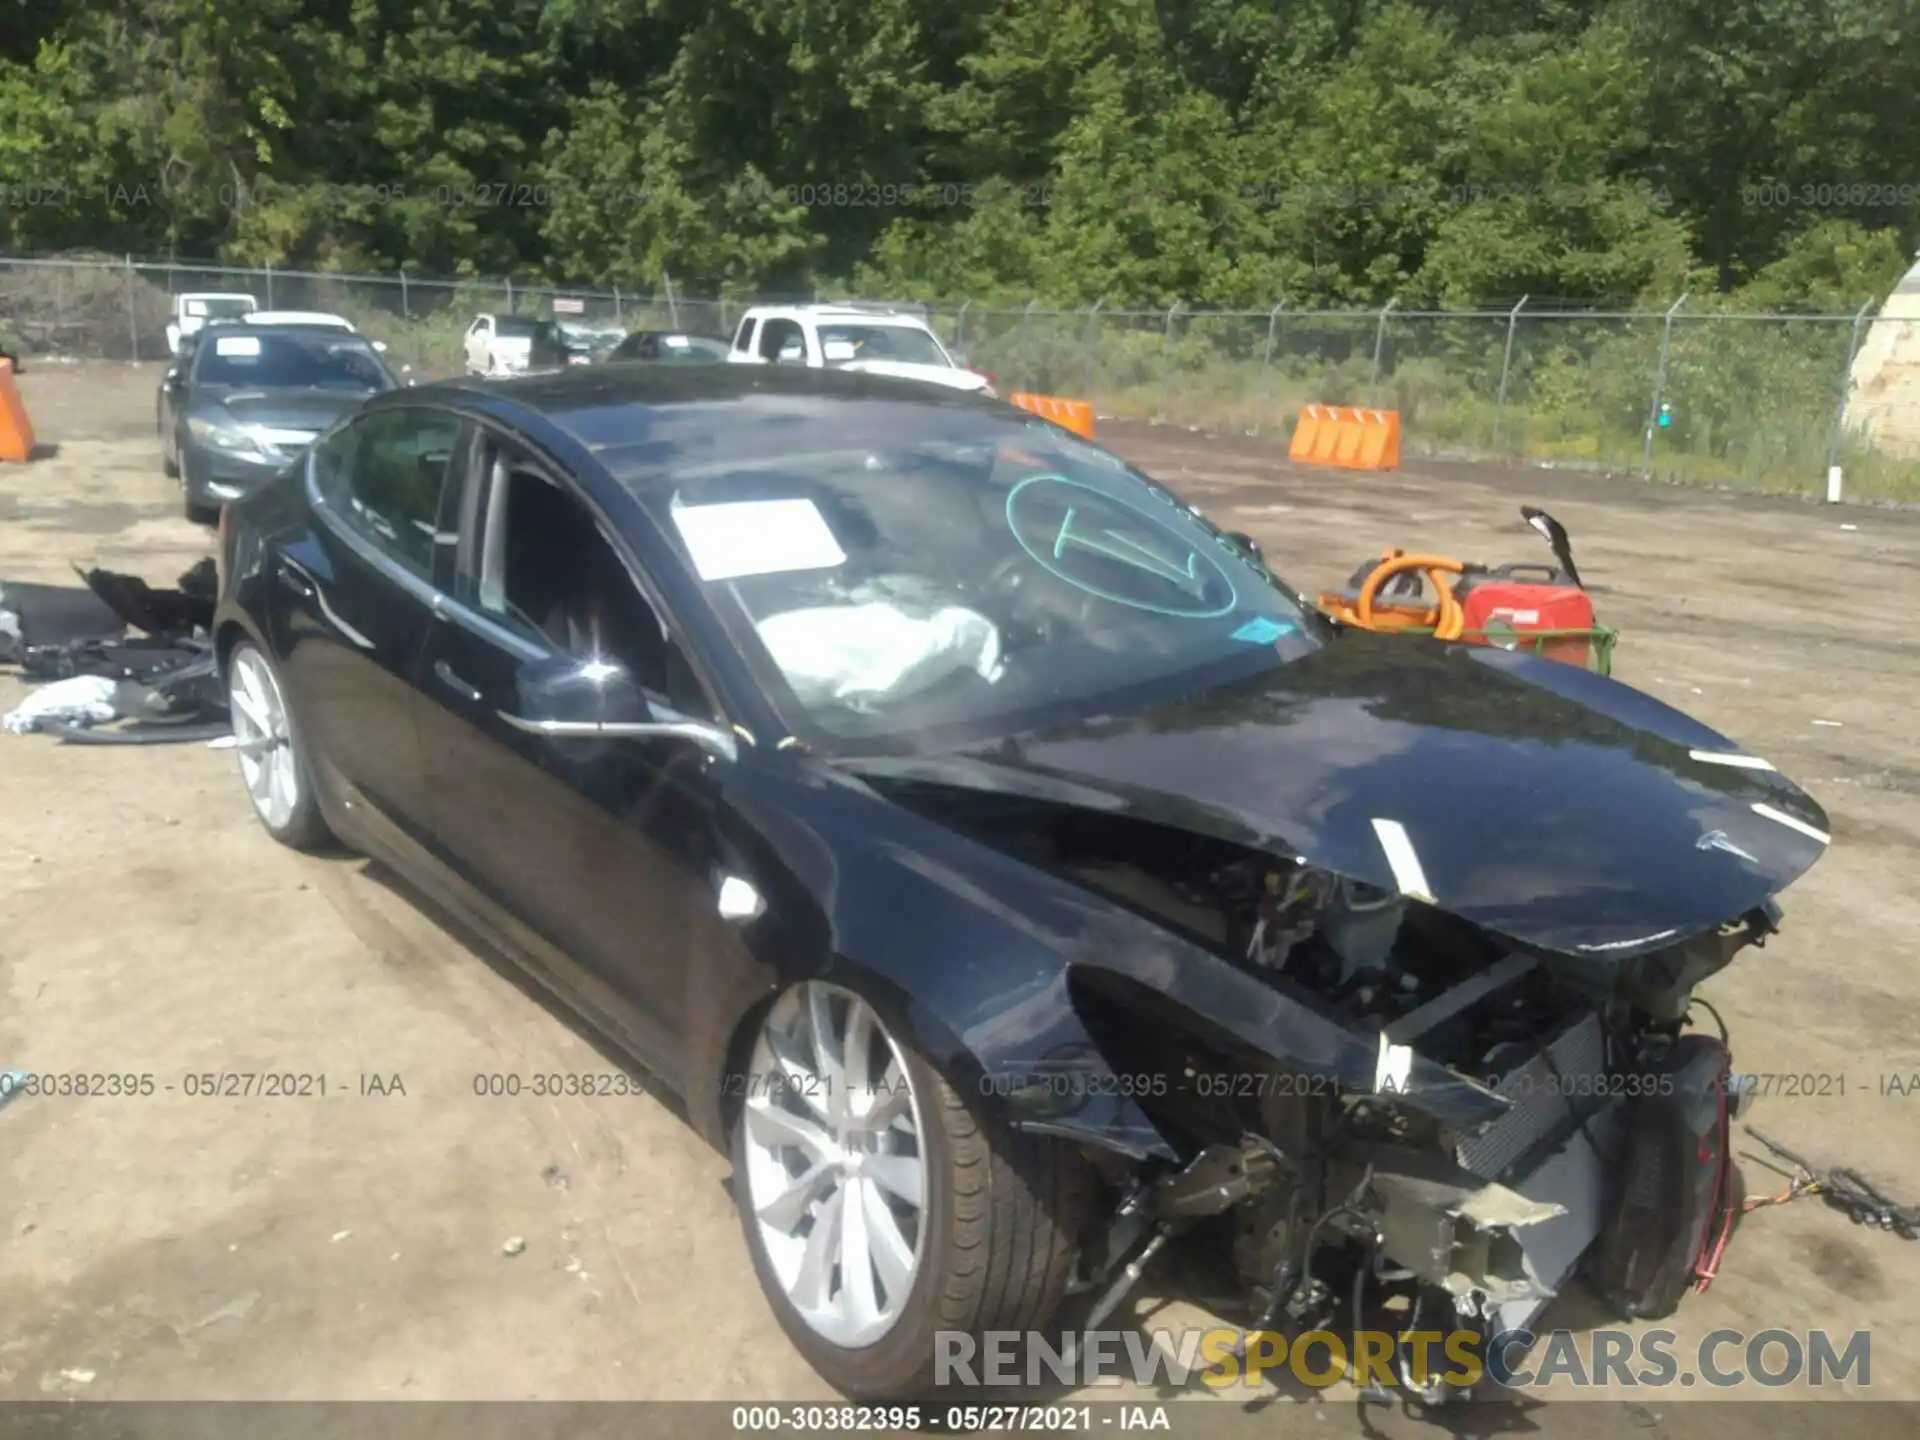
758, 318, 805, 364
313, 407, 463, 578
458, 440, 712, 716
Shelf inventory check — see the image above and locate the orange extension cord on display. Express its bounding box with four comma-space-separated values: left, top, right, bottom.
1317, 551, 1469, 640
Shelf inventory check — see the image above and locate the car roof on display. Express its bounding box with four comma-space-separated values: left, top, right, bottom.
245, 310, 354, 326
397, 361, 990, 430
745, 303, 931, 323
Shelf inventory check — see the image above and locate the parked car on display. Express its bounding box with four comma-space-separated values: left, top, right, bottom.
727, 303, 994, 395
159, 323, 401, 523
606, 330, 730, 364
557, 321, 630, 364
210, 364, 1828, 1403
463, 314, 570, 376
165, 292, 259, 354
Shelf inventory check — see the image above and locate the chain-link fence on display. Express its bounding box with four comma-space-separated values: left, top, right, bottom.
5, 254, 1916, 498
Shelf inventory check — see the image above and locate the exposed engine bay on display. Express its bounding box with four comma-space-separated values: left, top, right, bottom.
890, 791, 1778, 1402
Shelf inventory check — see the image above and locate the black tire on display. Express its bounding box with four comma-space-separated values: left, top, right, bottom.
162, 449, 179, 478
226, 639, 334, 852
732, 994, 1095, 1403
184, 493, 220, 525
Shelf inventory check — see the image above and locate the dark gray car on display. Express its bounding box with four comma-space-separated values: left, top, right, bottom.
158, 323, 400, 524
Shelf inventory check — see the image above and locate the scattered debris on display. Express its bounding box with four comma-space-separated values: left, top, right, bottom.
4, 675, 119, 734
1813, 719, 1844, 727
0, 559, 228, 744
56, 1369, 96, 1386
541, 1163, 570, 1193
1744, 1128, 1919, 1239
502, 1236, 527, 1257
1840, 523, 1860, 532
0, 1070, 29, 1113
330, 1230, 352, 1243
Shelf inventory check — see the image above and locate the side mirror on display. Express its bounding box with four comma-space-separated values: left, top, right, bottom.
1225, 531, 1264, 564
502, 655, 737, 760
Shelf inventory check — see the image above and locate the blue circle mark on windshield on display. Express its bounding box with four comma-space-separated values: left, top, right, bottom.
1004, 473, 1238, 618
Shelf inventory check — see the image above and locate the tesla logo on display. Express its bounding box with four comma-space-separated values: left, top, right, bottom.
1696, 830, 1758, 863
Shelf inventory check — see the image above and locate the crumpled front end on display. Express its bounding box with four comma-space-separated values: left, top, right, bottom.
862, 770, 1788, 1398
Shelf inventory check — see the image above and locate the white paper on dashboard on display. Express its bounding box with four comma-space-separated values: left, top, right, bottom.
822, 340, 857, 362
671, 498, 848, 582
214, 335, 262, 356
664, 334, 691, 347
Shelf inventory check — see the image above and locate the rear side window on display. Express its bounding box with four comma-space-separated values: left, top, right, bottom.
311, 407, 463, 578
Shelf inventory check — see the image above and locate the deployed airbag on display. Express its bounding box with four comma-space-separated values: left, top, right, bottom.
756, 601, 1004, 709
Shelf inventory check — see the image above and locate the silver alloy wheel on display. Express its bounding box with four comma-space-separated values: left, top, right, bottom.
741, 982, 929, 1349
228, 646, 300, 832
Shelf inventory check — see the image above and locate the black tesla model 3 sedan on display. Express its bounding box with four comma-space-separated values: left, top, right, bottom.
212, 364, 1829, 1403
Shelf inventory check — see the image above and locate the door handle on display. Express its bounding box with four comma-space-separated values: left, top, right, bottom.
433, 659, 483, 702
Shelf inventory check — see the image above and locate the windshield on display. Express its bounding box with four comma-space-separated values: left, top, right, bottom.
632, 403, 1322, 752
817, 324, 949, 368
193, 331, 395, 391
185, 297, 256, 320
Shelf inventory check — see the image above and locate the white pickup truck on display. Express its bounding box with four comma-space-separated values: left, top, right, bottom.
165, 292, 259, 354
726, 303, 994, 394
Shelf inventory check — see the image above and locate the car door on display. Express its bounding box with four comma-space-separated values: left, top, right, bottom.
274, 403, 469, 854
728, 317, 763, 365
465, 316, 491, 371
409, 427, 728, 1084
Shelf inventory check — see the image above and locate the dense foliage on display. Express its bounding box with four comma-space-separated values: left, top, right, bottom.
3, 0, 1915, 308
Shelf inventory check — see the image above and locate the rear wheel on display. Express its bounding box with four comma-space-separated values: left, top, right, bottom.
226, 640, 332, 851
732, 980, 1091, 1401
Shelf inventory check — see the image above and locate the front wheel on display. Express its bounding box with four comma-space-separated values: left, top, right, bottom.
732, 980, 1092, 1401
226, 640, 333, 851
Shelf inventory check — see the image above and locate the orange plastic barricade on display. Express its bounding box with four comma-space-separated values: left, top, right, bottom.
0, 357, 35, 463
1008, 392, 1095, 440
1286, 405, 1401, 471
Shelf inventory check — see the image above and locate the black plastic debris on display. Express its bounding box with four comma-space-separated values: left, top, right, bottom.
1, 558, 228, 744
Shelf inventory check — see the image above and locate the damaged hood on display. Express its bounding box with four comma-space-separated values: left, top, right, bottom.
844, 632, 1830, 958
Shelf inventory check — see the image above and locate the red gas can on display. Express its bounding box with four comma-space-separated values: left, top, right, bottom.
1454, 563, 1595, 667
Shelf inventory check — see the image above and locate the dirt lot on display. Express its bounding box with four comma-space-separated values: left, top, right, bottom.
3, 363, 1919, 1431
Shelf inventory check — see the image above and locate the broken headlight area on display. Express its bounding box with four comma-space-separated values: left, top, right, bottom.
1005, 812, 1761, 1400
